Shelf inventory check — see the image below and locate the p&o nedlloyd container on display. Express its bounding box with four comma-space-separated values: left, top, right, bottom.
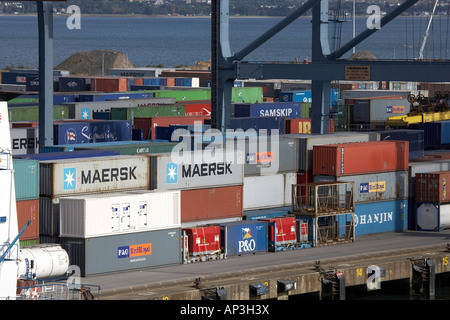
60, 228, 181, 276
314, 170, 408, 203
59, 190, 180, 238
39, 155, 150, 197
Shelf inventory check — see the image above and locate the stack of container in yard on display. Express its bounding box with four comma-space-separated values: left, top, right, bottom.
414, 170, 450, 231
38, 154, 152, 244
13, 159, 40, 247
313, 140, 410, 236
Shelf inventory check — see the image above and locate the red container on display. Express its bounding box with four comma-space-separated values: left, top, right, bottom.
180, 185, 243, 223
260, 216, 297, 245
286, 119, 311, 134
415, 171, 450, 203
16, 199, 39, 240
312, 140, 409, 176
91, 77, 128, 92
134, 115, 210, 140
176, 100, 211, 116
182, 226, 221, 256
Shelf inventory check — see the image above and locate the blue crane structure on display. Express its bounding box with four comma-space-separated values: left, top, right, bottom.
210, 0, 450, 134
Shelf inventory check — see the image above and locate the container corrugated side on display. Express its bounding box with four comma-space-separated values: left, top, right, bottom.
150, 149, 244, 190
243, 172, 296, 210
180, 185, 243, 223
314, 170, 408, 203
354, 199, 408, 236
243, 206, 291, 220
13, 159, 39, 201
312, 141, 408, 176
60, 228, 181, 276
17, 199, 39, 240
288, 132, 380, 172
39, 155, 150, 197
220, 220, 268, 256
59, 190, 180, 238
423, 121, 450, 148
74, 141, 180, 156
182, 226, 221, 256
415, 171, 450, 203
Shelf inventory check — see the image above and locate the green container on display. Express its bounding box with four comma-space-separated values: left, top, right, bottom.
13, 159, 39, 201
232, 87, 264, 104
110, 105, 185, 121
74, 141, 181, 155
153, 89, 211, 101
301, 102, 311, 119
9, 105, 71, 121
20, 238, 39, 248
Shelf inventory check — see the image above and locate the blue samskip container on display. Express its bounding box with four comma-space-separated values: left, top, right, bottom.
354, 199, 408, 236
53, 120, 132, 145
13, 149, 120, 161
220, 220, 268, 256
234, 102, 302, 119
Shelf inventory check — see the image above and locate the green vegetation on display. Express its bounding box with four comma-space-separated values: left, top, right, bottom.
0, 0, 446, 17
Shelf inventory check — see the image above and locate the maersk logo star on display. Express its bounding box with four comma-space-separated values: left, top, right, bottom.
81, 108, 90, 120
64, 168, 76, 190
166, 163, 178, 184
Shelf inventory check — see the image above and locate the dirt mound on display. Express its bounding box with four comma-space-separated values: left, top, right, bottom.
348, 51, 378, 61
55, 50, 136, 76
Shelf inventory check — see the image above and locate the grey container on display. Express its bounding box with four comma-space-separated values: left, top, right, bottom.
352, 97, 409, 124
60, 228, 181, 276
149, 149, 244, 190
203, 134, 299, 176
287, 132, 380, 172
11, 127, 39, 155
314, 170, 408, 203
39, 155, 150, 197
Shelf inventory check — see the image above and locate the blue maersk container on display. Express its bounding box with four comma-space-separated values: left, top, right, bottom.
53, 120, 132, 145
219, 220, 268, 257
229, 117, 285, 135
354, 199, 408, 236
376, 129, 424, 160
234, 102, 301, 119
422, 121, 450, 148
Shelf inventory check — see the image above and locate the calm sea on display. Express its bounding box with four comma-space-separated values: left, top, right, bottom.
0, 15, 448, 69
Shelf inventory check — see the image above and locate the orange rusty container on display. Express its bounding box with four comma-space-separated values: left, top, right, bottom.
16, 199, 39, 240
312, 140, 409, 176
134, 115, 210, 139
91, 77, 128, 92
415, 171, 450, 203
180, 185, 243, 223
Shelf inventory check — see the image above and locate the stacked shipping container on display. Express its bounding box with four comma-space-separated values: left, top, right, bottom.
313, 140, 409, 236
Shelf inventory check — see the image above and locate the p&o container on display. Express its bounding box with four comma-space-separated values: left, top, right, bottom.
60, 228, 181, 276
313, 141, 408, 176
314, 170, 408, 203
220, 220, 268, 257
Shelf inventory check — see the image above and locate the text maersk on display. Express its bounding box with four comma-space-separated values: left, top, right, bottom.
81, 166, 137, 184
181, 162, 232, 178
